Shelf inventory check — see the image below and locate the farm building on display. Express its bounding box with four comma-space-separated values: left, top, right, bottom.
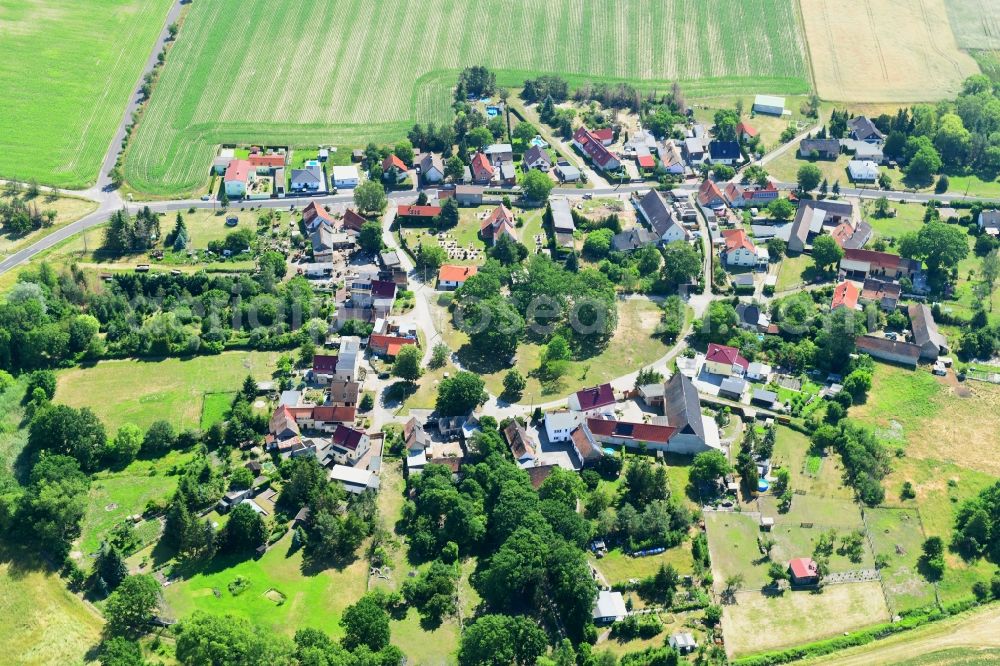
661, 372, 719, 454
455, 185, 484, 206
861, 277, 902, 311
789, 557, 820, 585
908, 303, 947, 360
855, 335, 921, 368
328, 465, 379, 494
840, 248, 920, 281
549, 198, 576, 235
753, 94, 786, 116
503, 420, 538, 465
592, 591, 627, 624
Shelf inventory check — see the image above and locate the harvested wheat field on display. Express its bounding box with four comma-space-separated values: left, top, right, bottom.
802, 0, 979, 102
804, 603, 1000, 666
722, 582, 890, 659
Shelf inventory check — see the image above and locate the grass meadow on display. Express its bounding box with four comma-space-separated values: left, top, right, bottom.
0, 548, 103, 665
124, 0, 810, 195
0, 192, 98, 257
55, 351, 281, 431
0, 0, 173, 188
723, 581, 890, 659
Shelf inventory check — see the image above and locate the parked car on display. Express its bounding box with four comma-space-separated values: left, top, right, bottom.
201, 194, 210, 201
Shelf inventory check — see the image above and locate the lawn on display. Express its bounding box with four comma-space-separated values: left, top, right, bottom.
163, 531, 369, 638
775, 253, 815, 291
0, 193, 98, 256
200, 392, 235, 430
0, 0, 174, 188
0, 548, 103, 665
435, 297, 670, 402
722, 582, 890, 659
123, 0, 810, 196
863, 507, 937, 613
79, 448, 195, 556
589, 543, 694, 586
865, 201, 927, 240
769, 426, 854, 500
56, 351, 281, 431
767, 151, 852, 187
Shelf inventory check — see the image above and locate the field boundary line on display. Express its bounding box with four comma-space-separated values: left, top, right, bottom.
792, 0, 819, 96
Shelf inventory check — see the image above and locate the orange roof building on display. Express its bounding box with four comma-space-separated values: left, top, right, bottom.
831, 280, 860, 310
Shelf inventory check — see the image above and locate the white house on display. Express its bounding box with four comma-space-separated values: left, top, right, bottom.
753, 94, 786, 116
721, 229, 757, 267
332, 165, 360, 189
544, 409, 580, 443
746, 362, 772, 382
635, 189, 689, 245
437, 264, 477, 290
419, 153, 444, 184
848, 160, 880, 182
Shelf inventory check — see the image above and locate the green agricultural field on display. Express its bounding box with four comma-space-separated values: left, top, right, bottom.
55, 351, 280, 431
0, 0, 174, 188
124, 0, 810, 195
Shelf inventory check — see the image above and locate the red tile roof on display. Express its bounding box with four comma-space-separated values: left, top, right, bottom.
570, 425, 601, 461
343, 209, 367, 231
332, 424, 366, 451
574, 384, 616, 411
471, 152, 494, 181
637, 154, 656, 168
831, 280, 860, 310
591, 127, 614, 143
722, 228, 755, 253
481, 205, 515, 232
303, 201, 334, 225
382, 154, 408, 172
369, 334, 416, 356
706, 343, 749, 370
312, 406, 356, 423
313, 354, 339, 373
843, 248, 919, 272
789, 557, 818, 580
397, 204, 441, 218
248, 153, 286, 168
438, 264, 477, 283
224, 159, 252, 183
736, 121, 758, 138
697, 178, 725, 206
585, 417, 676, 444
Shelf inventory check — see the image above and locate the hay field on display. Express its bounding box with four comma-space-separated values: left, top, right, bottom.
0, 551, 103, 665
722, 582, 890, 658
801, 0, 979, 102
124, 0, 810, 195
804, 604, 1000, 666
943, 0, 1000, 49
0, 0, 174, 188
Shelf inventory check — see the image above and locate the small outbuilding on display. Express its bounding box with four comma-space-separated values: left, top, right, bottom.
592, 590, 628, 624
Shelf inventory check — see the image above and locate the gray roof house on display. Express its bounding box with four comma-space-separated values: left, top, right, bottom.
799, 138, 840, 160
848, 116, 885, 143
549, 197, 576, 234
636, 189, 688, 244
661, 373, 715, 454
979, 210, 1000, 236
612, 227, 656, 252
523, 145, 553, 171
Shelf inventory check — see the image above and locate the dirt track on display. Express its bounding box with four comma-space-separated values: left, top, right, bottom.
805, 604, 1000, 665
